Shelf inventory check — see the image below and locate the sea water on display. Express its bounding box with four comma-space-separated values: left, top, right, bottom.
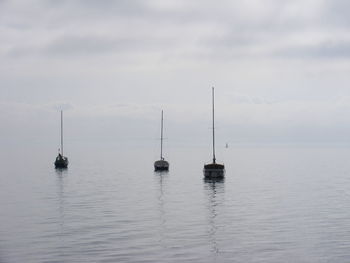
1, 144, 350, 262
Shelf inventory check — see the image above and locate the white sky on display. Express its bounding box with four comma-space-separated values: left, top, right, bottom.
1, 0, 350, 147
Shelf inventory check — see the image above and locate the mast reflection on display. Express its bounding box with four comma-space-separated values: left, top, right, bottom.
203, 177, 225, 255
155, 171, 169, 247
55, 169, 68, 245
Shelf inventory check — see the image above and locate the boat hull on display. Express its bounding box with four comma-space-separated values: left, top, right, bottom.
154, 160, 169, 171
55, 156, 69, 169
203, 163, 225, 178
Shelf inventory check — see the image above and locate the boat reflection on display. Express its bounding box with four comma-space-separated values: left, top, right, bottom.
55, 168, 68, 248
154, 171, 169, 247
204, 177, 225, 184
203, 177, 225, 255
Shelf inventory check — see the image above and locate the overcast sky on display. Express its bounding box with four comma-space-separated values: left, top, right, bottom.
1, 0, 350, 149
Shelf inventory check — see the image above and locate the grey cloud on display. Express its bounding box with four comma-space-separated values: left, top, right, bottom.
36, 1, 300, 32
45, 36, 133, 56
3, 0, 350, 145
202, 32, 261, 49
277, 41, 350, 59
74, 0, 149, 13
3, 0, 346, 62
324, 0, 350, 27
7, 34, 177, 57
40, 0, 177, 23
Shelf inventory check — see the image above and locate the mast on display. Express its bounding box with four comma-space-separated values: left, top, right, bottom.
61, 110, 63, 156
160, 110, 163, 160
212, 87, 216, 163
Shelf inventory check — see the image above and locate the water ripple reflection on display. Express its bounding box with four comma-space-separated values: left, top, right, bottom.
203, 177, 225, 256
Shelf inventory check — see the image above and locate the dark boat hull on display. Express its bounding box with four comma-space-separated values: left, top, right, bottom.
203, 163, 225, 178
155, 166, 169, 171
55, 156, 68, 168
154, 160, 169, 171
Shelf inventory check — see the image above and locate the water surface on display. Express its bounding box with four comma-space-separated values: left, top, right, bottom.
1, 145, 350, 262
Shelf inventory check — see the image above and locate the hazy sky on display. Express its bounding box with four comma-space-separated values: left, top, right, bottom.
1, 0, 350, 148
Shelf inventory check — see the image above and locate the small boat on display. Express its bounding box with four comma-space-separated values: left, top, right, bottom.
204, 87, 225, 178
154, 110, 169, 171
55, 153, 68, 169
54, 110, 68, 169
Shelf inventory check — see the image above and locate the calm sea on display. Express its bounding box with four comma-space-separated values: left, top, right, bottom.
1, 144, 350, 262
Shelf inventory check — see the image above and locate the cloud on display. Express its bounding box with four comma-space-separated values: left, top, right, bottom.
44, 35, 142, 56
1, 0, 350, 144
324, 0, 350, 27
2, 0, 349, 62
276, 41, 350, 59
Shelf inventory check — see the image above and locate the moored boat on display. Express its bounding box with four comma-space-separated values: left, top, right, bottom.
55, 153, 68, 168
154, 110, 169, 171
54, 110, 69, 169
203, 87, 225, 178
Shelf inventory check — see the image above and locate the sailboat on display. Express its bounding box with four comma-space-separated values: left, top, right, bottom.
54, 110, 69, 169
204, 87, 225, 178
154, 110, 169, 171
